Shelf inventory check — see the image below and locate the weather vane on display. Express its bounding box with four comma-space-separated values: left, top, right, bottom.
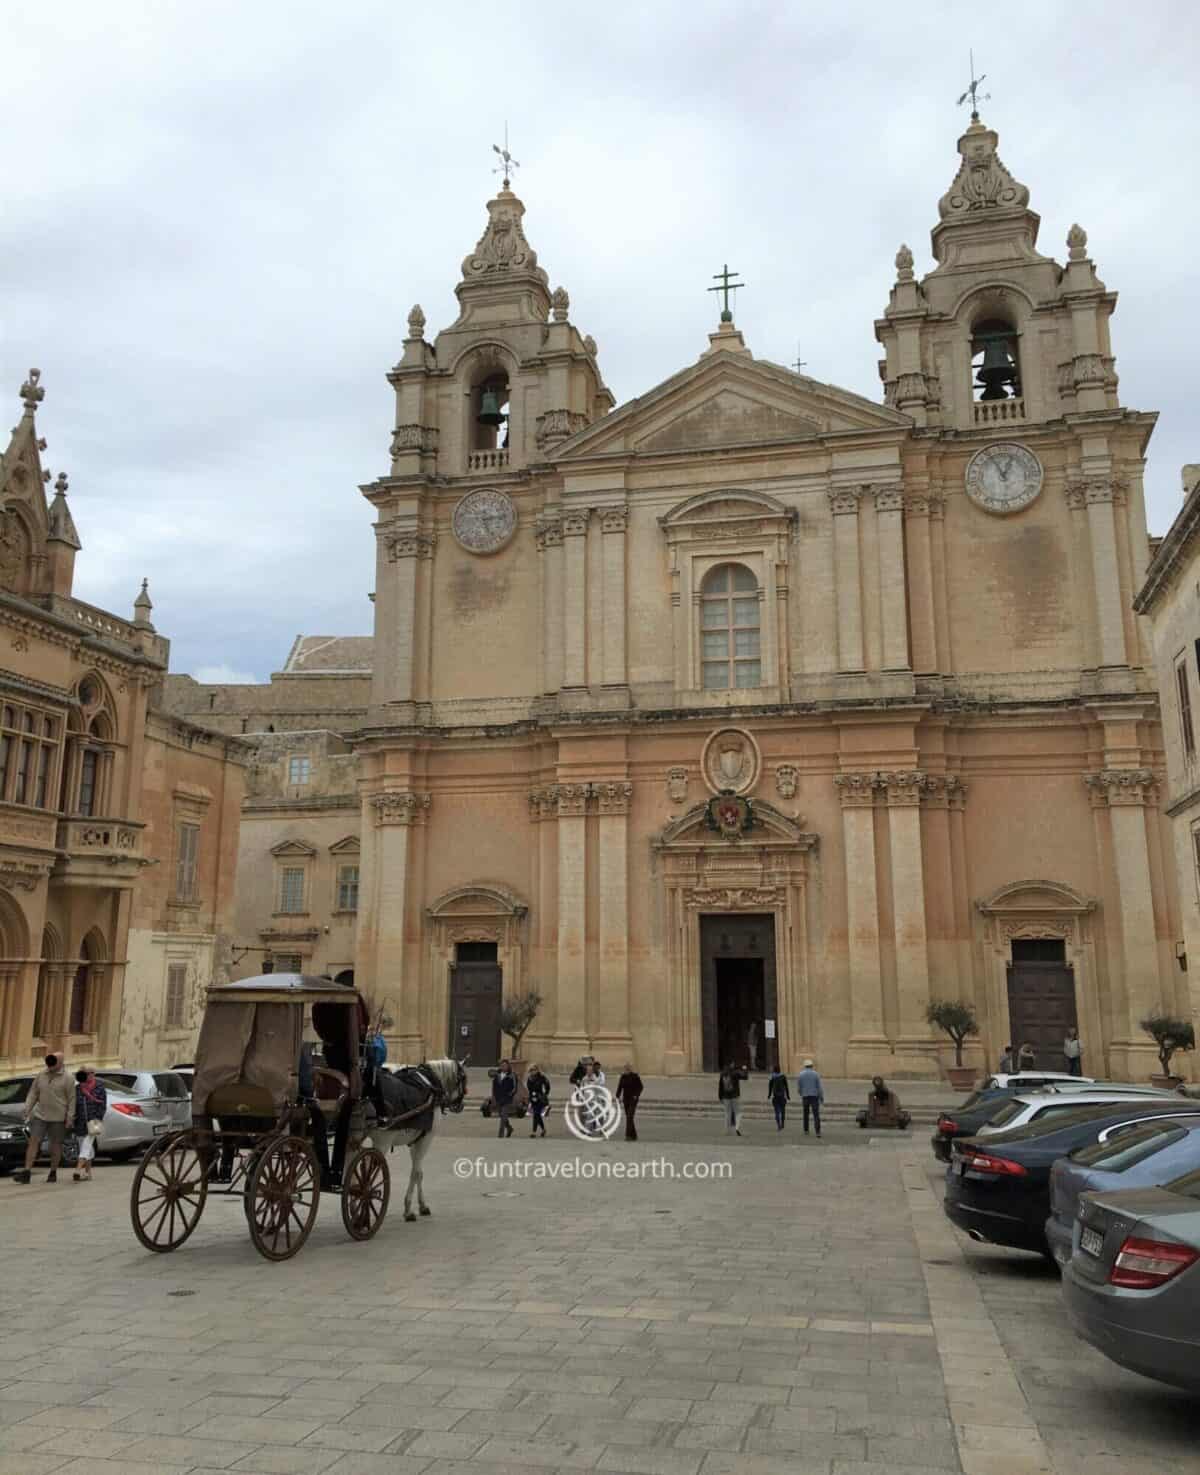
492, 122, 519, 189
956, 50, 989, 122
708, 263, 744, 324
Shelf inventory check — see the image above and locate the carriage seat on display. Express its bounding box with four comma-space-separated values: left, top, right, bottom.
311, 1066, 350, 1119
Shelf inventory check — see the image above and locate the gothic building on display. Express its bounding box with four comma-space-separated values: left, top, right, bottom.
0, 373, 246, 1073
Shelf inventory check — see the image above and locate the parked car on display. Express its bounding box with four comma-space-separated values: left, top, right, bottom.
982, 1071, 1096, 1090
931, 1079, 1154, 1162
975, 1086, 1180, 1139
1063, 1171, 1200, 1391
94, 1070, 192, 1160
0, 1076, 78, 1172
1046, 1116, 1200, 1268
943, 1100, 1200, 1257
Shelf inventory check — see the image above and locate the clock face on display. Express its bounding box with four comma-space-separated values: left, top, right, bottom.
452, 488, 517, 554
965, 443, 1043, 515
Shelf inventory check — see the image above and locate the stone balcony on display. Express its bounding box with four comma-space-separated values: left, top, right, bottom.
53, 816, 148, 888
973, 397, 1026, 425
467, 449, 509, 472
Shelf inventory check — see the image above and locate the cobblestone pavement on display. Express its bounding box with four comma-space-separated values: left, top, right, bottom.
0, 1112, 1196, 1475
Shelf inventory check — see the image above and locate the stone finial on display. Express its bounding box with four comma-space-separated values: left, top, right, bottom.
584, 334, 598, 357
460, 188, 548, 288
894, 243, 914, 282
1067, 223, 1088, 261
938, 117, 1030, 221
551, 285, 570, 322
133, 578, 153, 627
406, 303, 426, 339
47, 470, 81, 549
20, 368, 44, 415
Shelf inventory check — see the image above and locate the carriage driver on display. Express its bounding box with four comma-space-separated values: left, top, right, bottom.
298, 1039, 339, 1190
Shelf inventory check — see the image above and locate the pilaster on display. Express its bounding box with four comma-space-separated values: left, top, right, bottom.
599, 505, 628, 690
363, 789, 430, 1056
835, 772, 886, 1067
554, 782, 589, 1052
873, 484, 909, 671
883, 770, 936, 1075
903, 493, 937, 674
536, 517, 564, 694
1073, 478, 1128, 668
594, 781, 633, 1057
562, 509, 590, 689
828, 488, 864, 672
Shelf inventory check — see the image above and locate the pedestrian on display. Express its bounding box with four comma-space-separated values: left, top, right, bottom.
796, 1058, 824, 1138
1018, 1042, 1038, 1072
746, 1021, 758, 1071
526, 1063, 550, 1138
13, 1052, 74, 1183
71, 1067, 107, 1182
616, 1063, 643, 1141
767, 1064, 790, 1129
569, 1056, 590, 1088
718, 1061, 748, 1136
492, 1059, 517, 1139
998, 1044, 1014, 1073
584, 1059, 606, 1088
1063, 1027, 1082, 1077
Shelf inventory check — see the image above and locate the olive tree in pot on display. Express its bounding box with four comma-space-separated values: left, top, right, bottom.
926, 999, 981, 1090
498, 990, 543, 1107
1140, 1012, 1196, 1087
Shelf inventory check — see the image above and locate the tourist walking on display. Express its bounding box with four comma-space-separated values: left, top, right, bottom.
767, 1065, 790, 1129
492, 1059, 517, 1139
616, 1064, 643, 1141
718, 1061, 748, 1136
998, 1044, 1014, 1073
526, 1063, 550, 1138
797, 1058, 824, 1138
1063, 1027, 1083, 1076
14, 1052, 74, 1183
71, 1067, 107, 1181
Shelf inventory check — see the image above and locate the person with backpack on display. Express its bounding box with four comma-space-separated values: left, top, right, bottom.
718, 1061, 748, 1135
767, 1065, 790, 1130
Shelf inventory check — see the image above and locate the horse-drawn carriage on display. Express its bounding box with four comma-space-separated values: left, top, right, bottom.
129, 973, 466, 1261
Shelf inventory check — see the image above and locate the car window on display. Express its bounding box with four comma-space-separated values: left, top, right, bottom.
1071, 1122, 1187, 1171
0, 1078, 33, 1105
97, 1073, 139, 1092
986, 1100, 1026, 1129
1167, 1169, 1200, 1201
153, 1073, 189, 1099
1030, 1102, 1086, 1122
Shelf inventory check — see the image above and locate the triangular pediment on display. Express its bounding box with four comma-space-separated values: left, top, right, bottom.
270, 839, 318, 859
554, 349, 910, 461
328, 835, 360, 855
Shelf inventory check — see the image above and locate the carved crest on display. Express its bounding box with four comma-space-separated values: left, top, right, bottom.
938, 120, 1030, 220
705, 791, 754, 841
461, 191, 549, 287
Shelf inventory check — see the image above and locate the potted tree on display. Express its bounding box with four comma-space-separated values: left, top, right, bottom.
926, 999, 980, 1090
499, 990, 543, 1110
1140, 1012, 1196, 1088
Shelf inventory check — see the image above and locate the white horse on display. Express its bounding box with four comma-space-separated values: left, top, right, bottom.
366, 1057, 468, 1222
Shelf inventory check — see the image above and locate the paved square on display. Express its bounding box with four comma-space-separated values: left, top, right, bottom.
2, 1109, 1197, 1474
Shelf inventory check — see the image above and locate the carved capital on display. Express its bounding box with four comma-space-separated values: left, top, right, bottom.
1065, 481, 1089, 511
881, 770, 927, 806
1071, 353, 1107, 389
893, 373, 927, 407
903, 493, 931, 519
827, 488, 860, 517
872, 483, 904, 514
535, 518, 563, 551
528, 785, 559, 819
386, 529, 437, 560
561, 509, 592, 538
535, 408, 588, 448
834, 773, 885, 808
390, 424, 438, 457
1084, 768, 1158, 807
594, 781, 633, 815
600, 504, 629, 535
556, 782, 591, 816
370, 790, 431, 825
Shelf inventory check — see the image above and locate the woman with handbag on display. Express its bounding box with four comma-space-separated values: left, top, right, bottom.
72, 1067, 107, 1181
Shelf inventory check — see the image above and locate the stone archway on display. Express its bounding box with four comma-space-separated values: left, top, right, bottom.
0, 891, 31, 1058
976, 879, 1099, 1072
425, 884, 529, 1060
652, 800, 818, 1074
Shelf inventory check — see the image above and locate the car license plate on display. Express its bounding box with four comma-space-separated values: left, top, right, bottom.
954, 1157, 967, 1176
1080, 1226, 1104, 1258
152, 1122, 172, 1135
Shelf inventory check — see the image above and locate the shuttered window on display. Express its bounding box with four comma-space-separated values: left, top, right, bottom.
337, 864, 359, 912
175, 822, 200, 901
1178, 656, 1196, 760
279, 867, 306, 913
164, 964, 187, 1028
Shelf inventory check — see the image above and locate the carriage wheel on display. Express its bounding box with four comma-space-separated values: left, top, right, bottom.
131, 1133, 208, 1253
340, 1146, 390, 1242
245, 1135, 320, 1262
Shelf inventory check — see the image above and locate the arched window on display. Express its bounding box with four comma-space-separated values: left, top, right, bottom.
701, 564, 761, 690
471, 372, 510, 451
970, 317, 1021, 402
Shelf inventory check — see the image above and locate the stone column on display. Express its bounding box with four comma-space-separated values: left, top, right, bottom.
538, 518, 565, 694
874, 485, 909, 671
1076, 480, 1128, 668
600, 506, 628, 688
828, 489, 864, 672
555, 783, 590, 1053
884, 771, 936, 1074
1085, 770, 1162, 1055
562, 510, 590, 689
836, 773, 886, 1071
594, 782, 633, 1057
364, 791, 430, 1057
903, 494, 937, 674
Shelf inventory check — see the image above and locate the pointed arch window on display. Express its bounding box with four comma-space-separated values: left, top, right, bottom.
700, 564, 761, 690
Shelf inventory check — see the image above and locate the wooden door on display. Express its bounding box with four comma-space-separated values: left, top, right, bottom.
447, 961, 502, 1065
1006, 960, 1078, 1070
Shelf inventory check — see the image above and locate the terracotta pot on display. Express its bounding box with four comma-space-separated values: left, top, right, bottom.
1150, 1074, 1183, 1090
946, 1066, 977, 1091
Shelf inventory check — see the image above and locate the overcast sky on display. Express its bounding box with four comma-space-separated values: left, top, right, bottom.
4, 3, 1198, 683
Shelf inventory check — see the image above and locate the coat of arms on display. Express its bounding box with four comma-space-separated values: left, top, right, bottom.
705, 791, 754, 841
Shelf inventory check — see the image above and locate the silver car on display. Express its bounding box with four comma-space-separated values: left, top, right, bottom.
1064, 1172, 1200, 1391
94, 1070, 191, 1159
1046, 1116, 1200, 1268
976, 1086, 1181, 1138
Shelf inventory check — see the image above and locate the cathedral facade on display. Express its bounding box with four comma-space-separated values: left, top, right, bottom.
343, 114, 1185, 1079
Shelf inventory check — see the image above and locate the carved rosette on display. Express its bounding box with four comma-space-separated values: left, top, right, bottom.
683, 886, 786, 911
872, 483, 904, 514
600, 505, 629, 534
370, 791, 432, 826
390, 424, 438, 459
561, 509, 591, 538
534, 517, 563, 551
774, 764, 798, 800
827, 488, 860, 517
834, 773, 885, 808
666, 767, 688, 803
594, 781, 633, 815
535, 408, 588, 449
1084, 769, 1159, 808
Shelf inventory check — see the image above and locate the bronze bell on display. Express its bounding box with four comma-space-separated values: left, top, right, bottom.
975, 336, 1018, 401
477, 390, 505, 426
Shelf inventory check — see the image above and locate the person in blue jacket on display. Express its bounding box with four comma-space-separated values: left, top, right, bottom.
796, 1059, 824, 1138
